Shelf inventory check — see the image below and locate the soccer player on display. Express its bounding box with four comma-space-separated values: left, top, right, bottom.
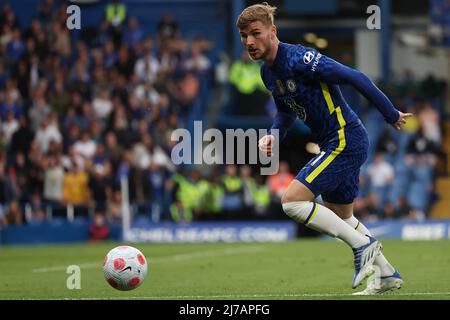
236, 3, 408, 294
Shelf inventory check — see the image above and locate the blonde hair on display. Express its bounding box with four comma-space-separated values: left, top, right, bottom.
236, 2, 277, 29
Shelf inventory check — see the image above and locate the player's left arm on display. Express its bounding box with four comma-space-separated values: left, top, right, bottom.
327, 63, 412, 130
299, 50, 412, 129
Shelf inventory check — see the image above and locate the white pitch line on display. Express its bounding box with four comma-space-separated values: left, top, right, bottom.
31, 246, 266, 273
48, 292, 450, 300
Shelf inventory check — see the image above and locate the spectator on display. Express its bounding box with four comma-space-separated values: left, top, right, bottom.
267, 161, 294, 200
0, 89, 21, 120
49, 78, 70, 117
6, 28, 25, 62
106, 190, 122, 223
29, 87, 51, 131
199, 173, 224, 220
114, 45, 135, 80
88, 161, 113, 212
0, 60, 9, 89
43, 154, 64, 208
104, 131, 124, 173
28, 54, 44, 90
5, 200, 23, 225
11, 59, 29, 99
376, 128, 397, 161
131, 134, 174, 171
48, 20, 70, 56
157, 13, 180, 43
10, 116, 34, 155
30, 206, 46, 223
8, 152, 29, 204
37, 0, 55, 24
103, 40, 118, 69
147, 162, 169, 221
221, 164, 243, 216
367, 153, 394, 209
105, 3, 126, 49
93, 89, 113, 121
170, 72, 199, 115
381, 202, 396, 220
26, 141, 45, 195
184, 43, 211, 74
89, 212, 110, 242
418, 102, 441, 144
362, 193, 382, 222
252, 175, 271, 217
170, 170, 197, 223
62, 161, 90, 208
229, 51, 267, 115
94, 19, 111, 49
1, 110, 19, 146
394, 196, 414, 220
0, 25, 13, 49
34, 114, 62, 154
134, 37, 159, 83
73, 130, 97, 159
0, 204, 8, 228
240, 165, 255, 211
105, 0, 127, 28
407, 128, 441, 156
3, 78, 21, 103
0, 156, 17, 206
123, 17, 144, 48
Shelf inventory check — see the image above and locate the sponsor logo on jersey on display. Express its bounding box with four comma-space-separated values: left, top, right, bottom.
311, 52, 323, 72
303, 50, 315, 64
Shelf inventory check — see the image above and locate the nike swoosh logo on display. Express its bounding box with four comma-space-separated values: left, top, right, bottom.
120, 266, 132, 273
368, 225, 392, 237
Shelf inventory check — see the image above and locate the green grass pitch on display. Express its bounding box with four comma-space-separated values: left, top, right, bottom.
1, 239, 450, 300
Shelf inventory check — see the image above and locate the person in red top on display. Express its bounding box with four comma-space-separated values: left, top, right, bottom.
89, 212, 110, 242
267, 160, 294, 200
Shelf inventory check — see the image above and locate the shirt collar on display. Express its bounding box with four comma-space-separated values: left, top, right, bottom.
269, 41, 287, 72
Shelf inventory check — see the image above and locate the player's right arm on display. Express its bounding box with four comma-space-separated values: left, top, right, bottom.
259, 66, 297, 155
259, 98, 297, 155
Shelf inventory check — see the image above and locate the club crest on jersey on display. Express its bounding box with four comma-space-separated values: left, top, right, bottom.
286, 79, 297, 92
275, 80, 285, 95
303, 50, 315, 64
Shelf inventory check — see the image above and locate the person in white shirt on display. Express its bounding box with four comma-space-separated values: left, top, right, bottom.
367, 153, 394, 209
34, 115, 62, 154
134, 37, 160, 83
92, 89, 113, 120
73, 131, 97, 159
1, 111, 19, 146
43, 155, 64, 204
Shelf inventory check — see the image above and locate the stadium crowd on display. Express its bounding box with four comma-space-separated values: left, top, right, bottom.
0, 0, 212, 226
0, 1, 446, 229
355, 75, 446, 222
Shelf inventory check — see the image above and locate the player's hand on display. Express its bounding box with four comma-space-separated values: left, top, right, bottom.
392, 111, 413, 130
258, 134, 275, 156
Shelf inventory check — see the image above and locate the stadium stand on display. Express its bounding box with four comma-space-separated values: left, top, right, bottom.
0, 0, 447, 233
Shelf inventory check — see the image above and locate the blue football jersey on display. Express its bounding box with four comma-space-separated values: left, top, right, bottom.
261, 42, 399, 149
